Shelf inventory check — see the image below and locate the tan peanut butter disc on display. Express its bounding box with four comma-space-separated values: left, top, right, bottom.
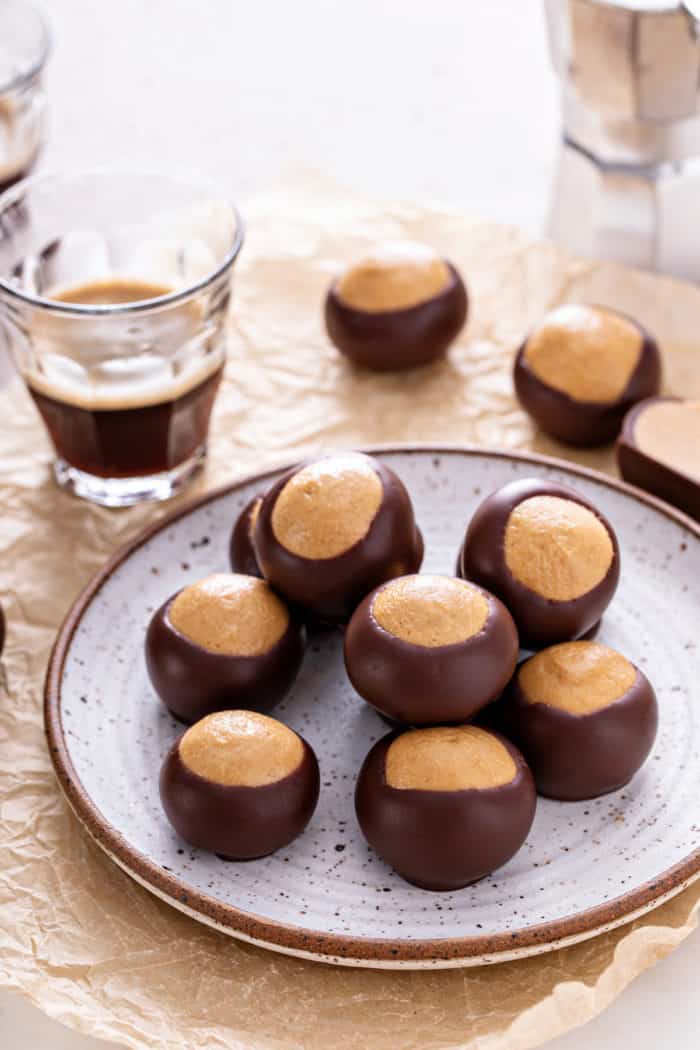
386, 725, 517, 791
504, 495, 614, 601
518, 641, 637, 716
372, 574, 488, 647
179, 711, 304, 787
271, 452, 383, 559
634, 400, 700, 483
336, 242, 451, 313
524, 304, 642, 403
168, 574, 288, 656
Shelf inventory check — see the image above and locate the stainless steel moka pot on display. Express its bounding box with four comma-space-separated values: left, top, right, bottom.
546, 0, 700, 280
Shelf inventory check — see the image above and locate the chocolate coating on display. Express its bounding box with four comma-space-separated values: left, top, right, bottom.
0, 602, 4, 657
355, 730, 536, 890
456, 548, 604, 644
228, 495, 357, 632
497, 662, 658, 801
325, 263, 468, 373
145, 592, 305, 723
255, 455, 423, 623
459, 479, 620, 649
160, 735, 319, 859
514, 310, 661, 448
579, 618, 602, 642
344, 579, 519, 724
229, 495, 264, 577
617, 397, 700, 522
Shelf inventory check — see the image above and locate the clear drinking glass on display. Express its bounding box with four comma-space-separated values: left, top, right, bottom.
0, 170, 244, 506
0, 1, 50, 191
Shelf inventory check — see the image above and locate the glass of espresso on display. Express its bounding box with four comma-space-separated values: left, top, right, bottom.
0, 170, 244, 506
0, 1, 50, 192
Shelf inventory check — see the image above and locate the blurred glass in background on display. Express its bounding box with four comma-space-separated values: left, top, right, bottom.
0, 0, 50, 192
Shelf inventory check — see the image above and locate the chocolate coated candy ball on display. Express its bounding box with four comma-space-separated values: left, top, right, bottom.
325, 242, 468, 372
254, 451, 423, 623
355, 725, 536, 890
498, 641, 658, 800
229, 494, 263, 577
459, 478, 619, 648
345, 574, 518, 725
617, 397, 700, 522
145, 573, 304, 723
514, 304, 661, 447
160, 710, 320, 859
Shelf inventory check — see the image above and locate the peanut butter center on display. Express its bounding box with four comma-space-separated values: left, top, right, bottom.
372, 574, 489, 647
179, 710, 304, 787
634, 400, 700, 483
524, 304, 642, 403
504, 495, 614, 601
168, 574, 289, 656
271, 453, 383, 559
386, 725, 517, 791
336, 243, 451, 313
518, 641, 637, 715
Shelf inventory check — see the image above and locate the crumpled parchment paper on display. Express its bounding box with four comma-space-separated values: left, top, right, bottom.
2, 177, 700, 1050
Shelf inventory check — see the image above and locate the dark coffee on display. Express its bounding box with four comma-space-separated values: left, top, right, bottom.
26, 278, 224, 478
28, 366, 222, 478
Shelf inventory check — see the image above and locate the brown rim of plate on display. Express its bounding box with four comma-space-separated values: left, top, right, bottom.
44, 444, 700, 967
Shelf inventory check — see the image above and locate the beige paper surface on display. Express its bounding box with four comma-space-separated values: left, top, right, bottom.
1, 178, 700, 1050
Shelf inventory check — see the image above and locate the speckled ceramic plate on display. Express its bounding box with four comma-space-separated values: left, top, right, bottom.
45, 447, 700, 969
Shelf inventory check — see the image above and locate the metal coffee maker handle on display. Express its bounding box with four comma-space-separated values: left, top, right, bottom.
546, 0, 700, 280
